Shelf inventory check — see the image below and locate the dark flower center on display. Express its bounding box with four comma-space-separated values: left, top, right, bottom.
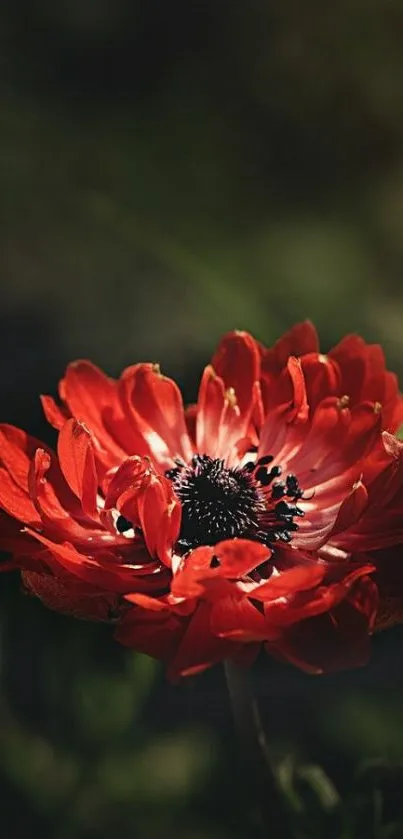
166, 454, 304, 553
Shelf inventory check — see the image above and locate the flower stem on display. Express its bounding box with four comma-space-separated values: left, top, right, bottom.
224, 659, 293, 839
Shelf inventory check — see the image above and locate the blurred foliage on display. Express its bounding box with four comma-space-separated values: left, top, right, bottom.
2, 1, 403, 837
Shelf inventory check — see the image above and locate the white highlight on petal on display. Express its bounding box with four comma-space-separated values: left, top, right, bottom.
171, 553, 183, 575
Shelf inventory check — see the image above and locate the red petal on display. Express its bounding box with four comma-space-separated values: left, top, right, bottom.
329, 336, 381, 402
300, 353, 341, 409
213, 539, 271, 575
340, 402, 383, 464
104, 456, 148, 516
0, 424, 48, 492
383, 372, 403, 433
263, 563, 375, 627
124, 592, 169, 611
286, 357, 309, 423
57, 420, 99, 520
185, 403, 197, 444
0, 466, 39, 524
171, 539, 271, 599
61, 360, 128, 467
211, 330, 261, 416
268, 575, 378, 673
28, 449, 103, 542
40, 395, 69, 431
29, 448, 75, 523
167, 602, 237, 680
119, 364, 192, 466
106, 457, 180, 566
329, 480, 368, 536
211, 595, 279, 641
252, 563, 326, 601
115, 604, 186, 663
262, 321, 319, 373
136, 473, 181, 566
171, 545, 232, 599
196, 366, 228, 455
196, 366, 254, 462
285, 397, 348, 479
25, 527, 157, 593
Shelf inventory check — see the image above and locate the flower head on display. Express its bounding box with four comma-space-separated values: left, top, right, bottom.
1, 322, 403, 679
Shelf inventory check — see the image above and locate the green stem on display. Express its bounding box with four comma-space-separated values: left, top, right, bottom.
224, 660, 293, 839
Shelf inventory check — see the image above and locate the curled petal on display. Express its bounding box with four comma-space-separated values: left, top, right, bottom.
211, 595, 280, 642
167, 602, 239, 680
196, 366, 230, 457
268, 576, 378, 673
57, 420, 99, 521
0, 466, 39, 525
61, 360, 129, 467
329, 335, 385, 403
329, 480, 368, 537
329, 335, 403, 433
40, 394, 69, 431
119, 363, 193, 466
300, 353, 341, 409
0, 424, 48, 492
104, 456, 148, 516
261, 321, 319, 372
286, 357, 309, 423
383, 372, 403, 433
136, 474, 181, 566
211, 330, 261, 416
252, 563, 326, 602
105, 455, 181, 566
172, 539, 271, 599
24, 527, 160, 594
196, 366, 260, 463
263, 563, 375, 628
115, 602, 186, 664
28, 449, 92, 541
260, 356, 309, 423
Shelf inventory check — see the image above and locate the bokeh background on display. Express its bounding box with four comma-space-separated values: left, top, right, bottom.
2, 2, 403, 837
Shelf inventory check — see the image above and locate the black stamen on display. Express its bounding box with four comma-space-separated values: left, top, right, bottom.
286, 474, 303, 499
165, 454, 304, 558
286, 522, 300, 532
257, 454, 274, 466
165, 468, 178, 479
271, 482, 286, 500
255, 466, 269, 484
116, 515, 133, 533
256, 464, 282, 486
167, 455, 267, 550
275, 500, 304, 518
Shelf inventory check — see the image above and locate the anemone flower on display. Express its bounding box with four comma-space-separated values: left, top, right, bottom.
1, 322, 403, 682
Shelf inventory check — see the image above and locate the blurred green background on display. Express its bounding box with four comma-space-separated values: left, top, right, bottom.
2, 2, 403, 837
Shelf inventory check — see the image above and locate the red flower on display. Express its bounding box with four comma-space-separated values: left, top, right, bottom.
1, 321, 403, 679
